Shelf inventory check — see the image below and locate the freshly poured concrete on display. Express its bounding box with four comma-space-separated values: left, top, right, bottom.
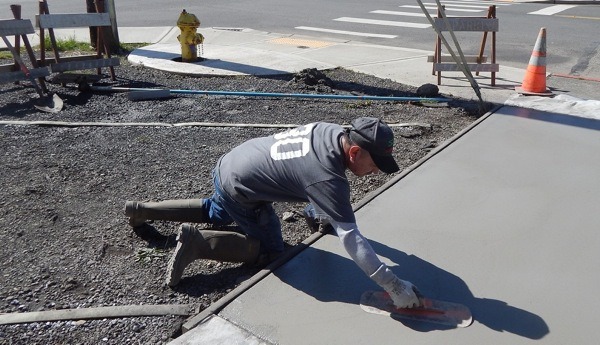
177, 106, 600, 344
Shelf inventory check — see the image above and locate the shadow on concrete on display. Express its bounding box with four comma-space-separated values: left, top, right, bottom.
128, 48, 179, 59
198, 59, 290, 76
274, 239, 548, 339
369, 240, 549, 339
133, 48, 291, 76
437, 76, 518, 90
502, 105, 600, 131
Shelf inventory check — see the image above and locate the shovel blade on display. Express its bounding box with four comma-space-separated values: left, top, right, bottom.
34, 93, 63, 113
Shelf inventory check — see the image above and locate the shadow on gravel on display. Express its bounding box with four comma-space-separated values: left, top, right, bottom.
171, 265, 260, 298
0, 84, 51, 118
89, 68, 431, 102
332, 79, 415, 98
0, 100, 41, 118
133, 224, 177, 248
54, 89, 95, 106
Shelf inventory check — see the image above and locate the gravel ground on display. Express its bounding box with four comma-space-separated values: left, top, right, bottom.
0, 55, 486, 344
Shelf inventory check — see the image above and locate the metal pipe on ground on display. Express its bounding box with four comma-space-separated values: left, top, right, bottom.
89, 86, 452, 103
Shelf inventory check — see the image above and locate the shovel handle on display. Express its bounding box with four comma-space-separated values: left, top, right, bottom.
1, 35, 45, 97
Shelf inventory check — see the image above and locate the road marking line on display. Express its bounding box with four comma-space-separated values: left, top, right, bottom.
528, 5, 577, 16
422, 2, 493, 8
334, 17, 431, 28
294, 26, 397, 38
371, 10, 429, 17
555, 14, 600, 20
551, 73, 600, 83
440, 0, 511, 5
400, 5, 483, 13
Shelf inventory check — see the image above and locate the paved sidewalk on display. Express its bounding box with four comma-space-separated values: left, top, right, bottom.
172, 105, 600, 345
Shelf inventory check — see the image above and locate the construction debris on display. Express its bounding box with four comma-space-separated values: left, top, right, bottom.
290, 68, 334, 89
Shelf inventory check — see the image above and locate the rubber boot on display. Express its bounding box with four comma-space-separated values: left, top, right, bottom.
124, 199, 207, 227
165, 224, 260, 287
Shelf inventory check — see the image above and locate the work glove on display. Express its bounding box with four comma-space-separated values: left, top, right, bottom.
381, 276, 423, 308
302, 204, 332, 233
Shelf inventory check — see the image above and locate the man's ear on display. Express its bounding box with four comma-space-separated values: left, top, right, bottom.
348, 145, 361, 162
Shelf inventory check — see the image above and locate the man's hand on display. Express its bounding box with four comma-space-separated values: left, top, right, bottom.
381, 276, 422, 308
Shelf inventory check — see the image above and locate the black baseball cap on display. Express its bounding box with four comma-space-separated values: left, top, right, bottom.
349, 117, 399, 174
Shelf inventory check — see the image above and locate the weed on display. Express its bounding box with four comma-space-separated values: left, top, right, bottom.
345, 100, 373, 109
42, 35, 93, 52
135, 247, 167, 264
0, 50, 13, 59
135, 135, 151, 143
119, 42, 148, 54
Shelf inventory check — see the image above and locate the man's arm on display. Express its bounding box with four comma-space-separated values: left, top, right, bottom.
330, 219, 421, 308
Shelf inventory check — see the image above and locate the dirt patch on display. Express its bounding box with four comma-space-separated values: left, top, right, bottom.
0, 59, 485, 343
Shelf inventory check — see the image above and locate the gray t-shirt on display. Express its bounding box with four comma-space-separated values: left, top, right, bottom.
218, 122, 355, 224
219, 122, 398, 290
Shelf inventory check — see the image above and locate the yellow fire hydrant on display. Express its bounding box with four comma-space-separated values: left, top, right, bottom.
177, 9, 204, 62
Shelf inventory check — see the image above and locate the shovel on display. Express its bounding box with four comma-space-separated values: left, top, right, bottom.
0, 35, 63, 113
32, 93, 63, 113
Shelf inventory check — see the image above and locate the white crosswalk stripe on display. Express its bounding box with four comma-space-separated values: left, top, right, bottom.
458, 0, 510, 3
400, 5, 484, 13
432, 0, 511, 6
421, 2, 494, 9
293, 0, 576, 40
294, 26, 398, 39
333, 17, 432, 29
370, 10, 431, 18
528, 5, 577, 16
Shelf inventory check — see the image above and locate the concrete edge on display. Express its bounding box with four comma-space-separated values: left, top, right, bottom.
181, 230, 327, 333
173, 314, 275, 345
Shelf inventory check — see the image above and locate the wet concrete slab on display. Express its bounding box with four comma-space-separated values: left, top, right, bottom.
176, 106, 600, 344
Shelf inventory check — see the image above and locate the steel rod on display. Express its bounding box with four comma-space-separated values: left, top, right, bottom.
91, 86, 451, 102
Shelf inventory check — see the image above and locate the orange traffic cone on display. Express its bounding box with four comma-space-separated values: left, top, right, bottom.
516, 28, 553, 96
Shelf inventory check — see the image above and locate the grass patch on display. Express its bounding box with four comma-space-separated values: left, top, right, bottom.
0, 50, 13, 59
42, 35, 94, 52
38, 36, 148, 55
0, 38, 149, 61
119, 42, 148, 54
42, 37, 148, 54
